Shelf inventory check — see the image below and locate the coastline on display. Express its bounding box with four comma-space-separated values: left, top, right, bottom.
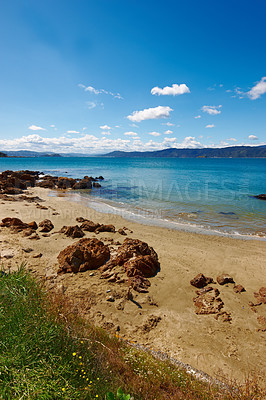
1, 186, 266, 384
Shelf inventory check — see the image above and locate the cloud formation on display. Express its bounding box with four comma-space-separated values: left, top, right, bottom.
202, 105, 222, 115
124, 131, 138, 136
194, 115, 201, 119
78, 84, 122, 99
164, 130, 173, 135
147, 131, 160, 137
127, 106, 173, 122
151, 83, 190, 96
67, 130, 79, 134
247, 77, 266, 100
205, 124, 215, 128
100, 125, 111, 130
248, 134, 258, 140
28, 125, 46, 131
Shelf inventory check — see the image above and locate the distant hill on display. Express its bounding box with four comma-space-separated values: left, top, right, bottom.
104, 145, 266, 158
0, 152, 8, 157
1, 150, 62, 158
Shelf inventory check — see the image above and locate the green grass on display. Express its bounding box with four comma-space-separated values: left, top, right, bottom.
0, 266, 264, 400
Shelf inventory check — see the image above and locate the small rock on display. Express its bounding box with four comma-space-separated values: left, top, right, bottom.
28, 233, 40, 240
118, 228, 127, 236
32, 253, 43, 258
233, 284, 245, 293
106, 295, 115, 302
89, 272, 95, 276
39, 219, 54, 233
190, 273, 214, 288
22, 248, 33, 253
217, 274, 234, 285
254, 287, 266, 305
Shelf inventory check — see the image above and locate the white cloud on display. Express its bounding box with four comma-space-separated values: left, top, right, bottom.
194, 115, 201, 119
124, 131, 138, 136
163, 122, 174, 126
127, 106, 173, 122
248, 134, 258, 140
147, 131, 160, 137
151, 83, 190, 96
78, 83, 123, 99
205, 124, 215, 128
1, 133, 264, 154
100, 125, 111, 130
50, 124, 55, 128
247, 77, 266, 100
202, 105, 222, 115
101, 131, 111, 136
28, 125, 46, 131
87, 101, 97, 109
67, 130, 79, 134
164, 130, 173, 135
227, 137, 237, 142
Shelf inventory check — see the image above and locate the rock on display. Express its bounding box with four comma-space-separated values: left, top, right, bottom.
195, 286, 220, 296
193, 287, 224, 314
215, 311, 232, 323
22, 247, 33, 253
23, 228, 35, 237
1, 217, 29, 231
57, 238, 110, 274
217, 274, 234, 285
39, 219, 54, 233
95, 224, 116, 233
57, 177, 76, 189
253, 194, 266, 200
38, 179, 55, 189
60, 225, 85, 238
254, 287, 266, 305
106, 296, 115, 302
118, 228, 127, 236
72, 178, 92, 190
190, 273, 214, 288
96, 176, 104, 180
28, 233, 40, 240
128, 275, 151, 293
257, 316, 266, 331
28, 221, 38, 230
32, 253, 42, 258
93, 182, 101, 188
233, 284, 245, 293
124, 255, 160, 278
76, 217, 86, 223
142, 316, 162, 332
80, 220, 100, 232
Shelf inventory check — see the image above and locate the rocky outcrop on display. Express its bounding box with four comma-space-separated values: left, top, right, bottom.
254, 287, 266, 305
57, 238, 110, 274
60, 225, 85, 238
233, 284, 245, 293
190, 273, 214, 288
80, 220, 100, 232
217, 274, 234, 285
95, 224, 116, 233
39, 219, 54, 233
99, 238, 160, 293
193, 287, 224, 314
253, 194, 266, 200
0, 217, 38, 233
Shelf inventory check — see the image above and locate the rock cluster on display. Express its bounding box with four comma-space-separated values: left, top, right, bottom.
0, 170, 104, 195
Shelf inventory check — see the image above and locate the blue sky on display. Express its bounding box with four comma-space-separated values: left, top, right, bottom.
0, 0, 265, 154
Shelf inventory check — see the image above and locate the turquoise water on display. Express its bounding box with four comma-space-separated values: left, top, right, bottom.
0, 157, 266, 238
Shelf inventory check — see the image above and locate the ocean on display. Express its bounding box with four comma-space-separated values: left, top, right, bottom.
1, 156, 266, 239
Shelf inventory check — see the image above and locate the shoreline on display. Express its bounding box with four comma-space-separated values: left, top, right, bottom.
0, 186, 266, 384
54, 190, 266, 242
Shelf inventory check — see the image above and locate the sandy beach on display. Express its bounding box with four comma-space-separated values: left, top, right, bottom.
0, 186, 265, 384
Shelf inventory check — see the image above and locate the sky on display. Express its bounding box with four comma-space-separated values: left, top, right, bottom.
0, 0, 266, 154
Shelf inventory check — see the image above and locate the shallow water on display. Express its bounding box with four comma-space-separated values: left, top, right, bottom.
1, 156, 266, 237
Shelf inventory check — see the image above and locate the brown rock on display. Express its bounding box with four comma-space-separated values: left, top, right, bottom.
80, 220, 100, 232
254, 287, 266, 304
190, 273, 214, 288
233, 284, 245, 293
23, 228, 35, 237
124, 255, 160, 278
32, 253, 43, 258
28, 233, 40, 240
95, 224, 116, 233
109, 238, 159, 267
128, 275, 151, 293
215, 311, 232, 323
193, 288, 224, 314
93, 182, 101, 188
28, 221, 38, 230
38, 179, 55, 189
60, 225, 85, 239
195, 286, 220, 296
118, 228, 127, 236
72, 178, 92, 190
39, 219, 54, 233
57, 238, 110, 274
1, 217, 28, 230
217, 274, 235, 285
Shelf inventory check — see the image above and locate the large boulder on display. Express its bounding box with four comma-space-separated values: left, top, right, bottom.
57, 238, 110, 274
124, 255, 160, 278
95, 224, 116, 233
253, 194, 266, 200
1, 217, 29, 231
80, 220, 100, 232
217, 274, 234, 285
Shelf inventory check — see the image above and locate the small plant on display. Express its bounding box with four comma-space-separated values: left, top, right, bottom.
106, 387, 131, 400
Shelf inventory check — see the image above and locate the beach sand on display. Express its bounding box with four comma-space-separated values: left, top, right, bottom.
0, 186, 265, 384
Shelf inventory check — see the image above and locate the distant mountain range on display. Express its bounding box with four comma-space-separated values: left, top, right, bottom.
104, 145, 266, 158
0, 145, 266, 158
0, 150, 62, 158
